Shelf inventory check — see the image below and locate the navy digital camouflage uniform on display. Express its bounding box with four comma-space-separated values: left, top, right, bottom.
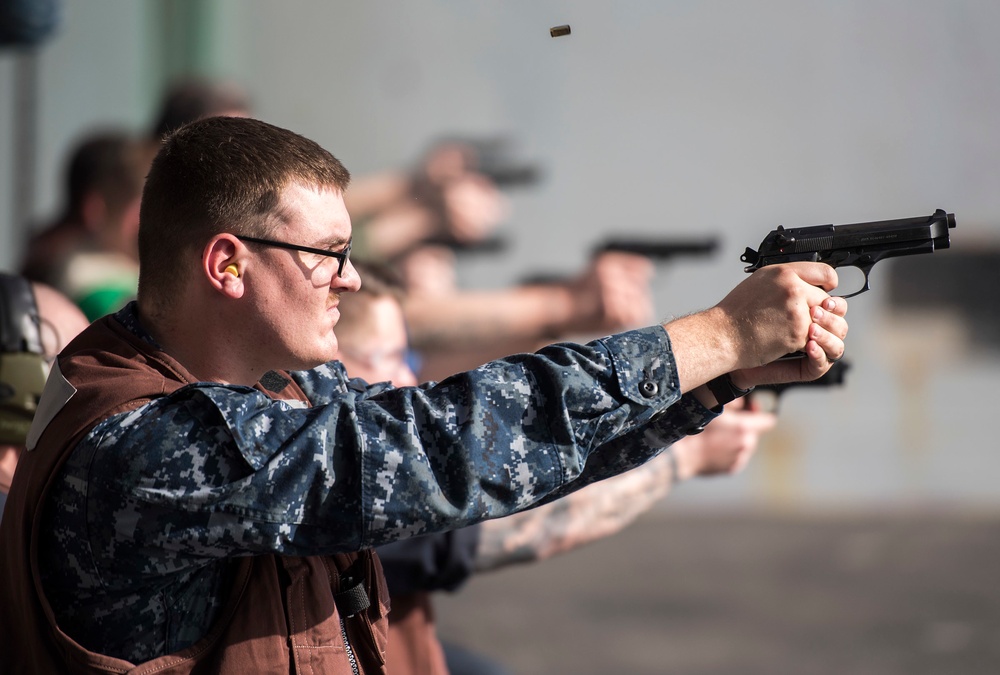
39, 302, 716, 662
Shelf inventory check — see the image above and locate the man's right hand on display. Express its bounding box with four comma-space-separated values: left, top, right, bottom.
665, 261, 849, 399
719, 261, 846, 365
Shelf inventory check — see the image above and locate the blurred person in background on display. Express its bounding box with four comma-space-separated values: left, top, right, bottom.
338, 260, 777, 675
0, 272, 89, 518
48, 131, 150, 321
148, 76, 253, 142
346, 139, 511, 262
400, 246, 657, 381
20, 130, 148, 321
353, 139, 660, 381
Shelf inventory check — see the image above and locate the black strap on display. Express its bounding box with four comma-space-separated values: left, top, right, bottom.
0, 273, 42, 355
334, 560, 371, 618
706, 374, 754, 406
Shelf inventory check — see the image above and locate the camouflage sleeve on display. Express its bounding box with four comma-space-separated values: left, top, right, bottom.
531, 393, 718, 504
73, 325, 703, 568
293, 324, 713, 545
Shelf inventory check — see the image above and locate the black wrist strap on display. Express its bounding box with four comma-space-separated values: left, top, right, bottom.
706, 374, 754, 406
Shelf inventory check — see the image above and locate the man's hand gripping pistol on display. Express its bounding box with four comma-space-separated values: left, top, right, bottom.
741, 208, 956, 358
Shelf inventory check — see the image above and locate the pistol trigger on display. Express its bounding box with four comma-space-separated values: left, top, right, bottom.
837, 263, 873, 299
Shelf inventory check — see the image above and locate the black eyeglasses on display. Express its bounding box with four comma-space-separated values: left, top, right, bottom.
237, 236, 352, 277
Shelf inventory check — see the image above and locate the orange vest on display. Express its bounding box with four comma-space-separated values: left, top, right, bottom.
0, 315, 389, 674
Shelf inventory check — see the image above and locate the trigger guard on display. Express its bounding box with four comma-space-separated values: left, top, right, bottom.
833, 264, 873, 299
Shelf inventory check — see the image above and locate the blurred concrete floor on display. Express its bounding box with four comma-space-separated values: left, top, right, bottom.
434, 510, 1000, 674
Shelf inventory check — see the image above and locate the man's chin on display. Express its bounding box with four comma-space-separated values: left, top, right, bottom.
312, 338, 340, 368
286, 344, 339, 372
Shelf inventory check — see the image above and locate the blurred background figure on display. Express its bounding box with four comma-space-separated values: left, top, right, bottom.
365, 146, 664, 378
347, 139, 512, 263
0, 272, 88, 517
19, 130, 149, 321
337, 260, 777, 675
344, 133, 662, 381
147, 76, 252, 142
401, 246, 657, 380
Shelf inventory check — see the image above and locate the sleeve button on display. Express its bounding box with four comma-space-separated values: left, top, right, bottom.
639, 380, 659, 398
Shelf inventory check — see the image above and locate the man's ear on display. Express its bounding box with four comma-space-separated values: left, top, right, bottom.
204, 234, 244, 297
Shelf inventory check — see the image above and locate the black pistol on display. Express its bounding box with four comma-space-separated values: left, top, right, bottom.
741, 208, 956, 298
594, 237, 719, 262
519, 236, 719, 286
749, 360, 851, 412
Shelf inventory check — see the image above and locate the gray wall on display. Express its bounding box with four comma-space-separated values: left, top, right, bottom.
2, 1, 998, 509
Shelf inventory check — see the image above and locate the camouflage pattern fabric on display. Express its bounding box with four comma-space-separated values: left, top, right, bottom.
39, 303, 715, 662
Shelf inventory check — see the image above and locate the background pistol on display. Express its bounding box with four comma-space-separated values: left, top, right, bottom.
749, 360, 851, 412
519, 236, 719, 285
593, 236, 719, 262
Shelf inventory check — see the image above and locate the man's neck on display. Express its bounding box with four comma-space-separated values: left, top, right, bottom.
135, 301, 263, 387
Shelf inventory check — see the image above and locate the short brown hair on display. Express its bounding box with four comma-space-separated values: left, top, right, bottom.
137, 116, 351, 303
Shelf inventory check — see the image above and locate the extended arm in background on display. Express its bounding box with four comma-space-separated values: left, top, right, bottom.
473, 406, 777, 573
